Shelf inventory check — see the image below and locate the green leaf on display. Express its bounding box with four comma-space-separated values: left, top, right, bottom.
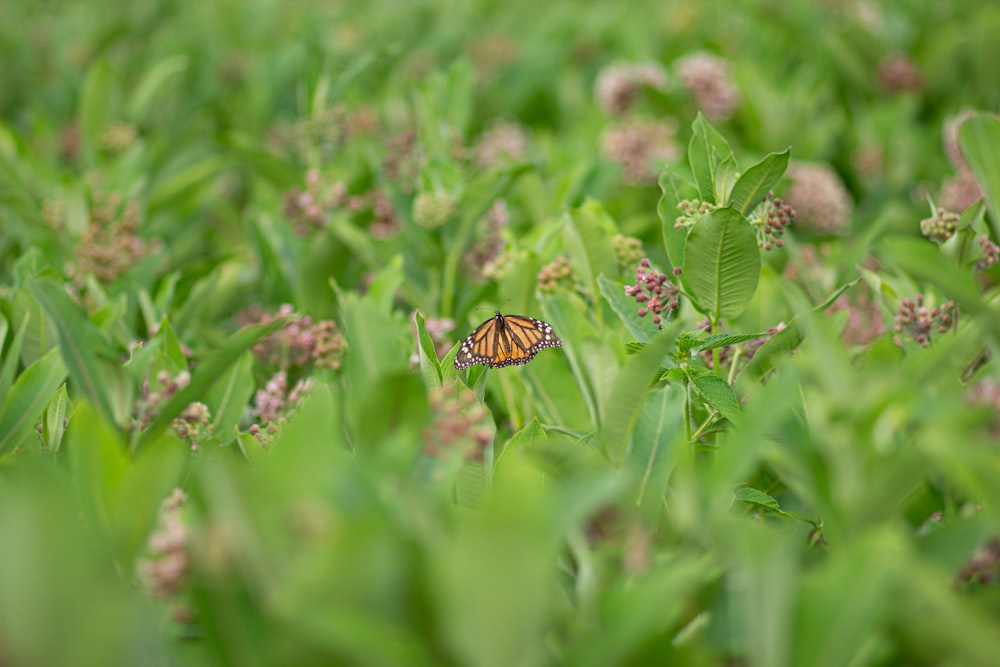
0, 347, 68, 454
413, 310, 443, 389
699, 332, 771, 351
495, 418, 548, 466
41, 384, 70, 454
127, 55, 189, 123
658, 167, 697, 272
0, 312, 28, 397
715, 153, 739, 204
598, 326, 678, 466
734, 486, 781, 511
148, 154, 230, 211
958, 113, 1000, 238
630, 384, 684, 510
598, 274, 661, 343
366, 254, 405, 316
689, 370, 741, 425
683, 207, 761, 321
205, 351, 254, 442
688, 113, 735, 202
563, 201, 621, 303
730, 149, 791, 214
29, 279, 129, 433
79, 60, 114, 165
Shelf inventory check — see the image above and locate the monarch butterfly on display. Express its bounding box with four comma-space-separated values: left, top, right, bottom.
454, 311, 562, 369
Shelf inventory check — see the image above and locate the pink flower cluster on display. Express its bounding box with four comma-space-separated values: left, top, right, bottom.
624, 259, 680, 329
892, 295, 956, 347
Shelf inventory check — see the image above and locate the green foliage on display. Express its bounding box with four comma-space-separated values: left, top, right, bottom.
2, 1, 1000, 666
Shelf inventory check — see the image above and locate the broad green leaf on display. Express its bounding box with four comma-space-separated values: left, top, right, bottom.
689, 113, 735, 202
598, 274, 661, 343
0, 347, 67, 454
958, 113, 1000, 238
598, 325, 678, 466
630, 384, 684, 510
683, 207, 761, 321
66, 401, 129, 537
730, 149, 791, 214
29, 279, 128, 433
563, 201, 621, 303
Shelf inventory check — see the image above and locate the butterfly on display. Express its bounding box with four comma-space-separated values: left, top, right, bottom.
454, 311, 562, 369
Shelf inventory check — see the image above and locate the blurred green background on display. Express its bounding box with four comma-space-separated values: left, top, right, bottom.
2, 1, 1000, 666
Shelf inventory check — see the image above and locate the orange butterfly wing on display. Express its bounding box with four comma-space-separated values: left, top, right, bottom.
454, 312, 561, 369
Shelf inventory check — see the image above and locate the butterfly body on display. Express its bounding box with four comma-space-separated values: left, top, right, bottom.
454, 311, 562, 369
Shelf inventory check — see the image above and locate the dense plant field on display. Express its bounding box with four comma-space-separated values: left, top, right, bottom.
3, 0, 1000, 665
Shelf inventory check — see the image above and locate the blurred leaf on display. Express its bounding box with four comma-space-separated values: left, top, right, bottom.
40, 384, 69, 454
564, 555, 717, 667
729, 149, 791, 215
0, 347, 67, 454
148, 154, 230, 210
793, 529, 897, 667
65, 401, 128, 536
734, 486, 780, 512
598, 325, 678, 466
683, 207, 761, 321
958, 113, 1000, 238
127, 54, 189, 123
79, 60, 114, 165
12, 288, 57, 368
629, 384, 684, 510
495, 417, 547, 466
205, 350, 254, 441
699, 332, 769, 351
29, 279, 129, 433
432, 458, 557, 667
563, 201, 621, 303
0, 312, 28, 397
366, 254, 405, 315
